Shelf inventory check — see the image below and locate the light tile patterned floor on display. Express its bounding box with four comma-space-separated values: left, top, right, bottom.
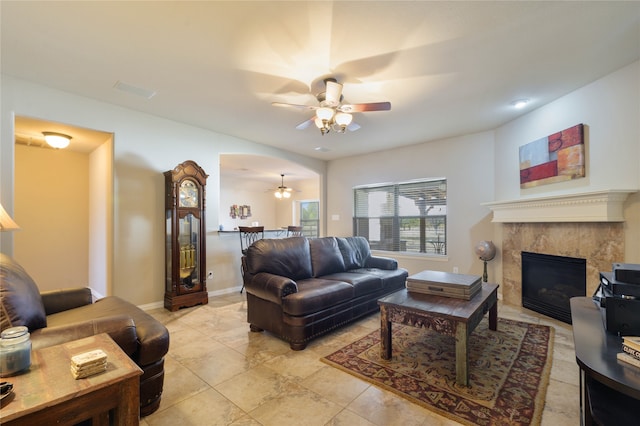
142, 294, 580, 426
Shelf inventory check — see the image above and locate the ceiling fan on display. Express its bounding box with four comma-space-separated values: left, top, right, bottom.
272, 78, 391, 135
274, 174, 293, 199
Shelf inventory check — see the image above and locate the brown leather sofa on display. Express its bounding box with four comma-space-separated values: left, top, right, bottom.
0, 253, 169, 416
243, 236, 408, 350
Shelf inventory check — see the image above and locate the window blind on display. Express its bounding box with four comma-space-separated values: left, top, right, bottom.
353, 179, 447, 254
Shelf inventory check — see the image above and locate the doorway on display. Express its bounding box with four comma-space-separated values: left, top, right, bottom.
13, 116, 113, 297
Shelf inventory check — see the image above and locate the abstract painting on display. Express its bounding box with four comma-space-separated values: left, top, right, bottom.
519, 123, 585, 188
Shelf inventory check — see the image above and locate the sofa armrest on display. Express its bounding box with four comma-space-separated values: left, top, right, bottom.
365, 256, 398, 270
30, 315, 137, 355
245, 272, 298, 304
41, 287, 93, 315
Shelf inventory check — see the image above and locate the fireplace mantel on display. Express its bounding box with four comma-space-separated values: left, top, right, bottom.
482, 190, 636, 223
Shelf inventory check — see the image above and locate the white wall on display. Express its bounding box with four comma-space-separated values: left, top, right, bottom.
14, 144, 90, 291
2, 60, 638, 306
495, 61, 640, 200
327, 60, 640, 281
1, 75, 326, 305
218, 175, 319, 231
494, 60, 640, 266
275, 177, 320, 229
219, 175, 279, 230
327, 131, 496, 279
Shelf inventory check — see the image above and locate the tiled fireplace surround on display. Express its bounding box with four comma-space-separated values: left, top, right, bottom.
484, 190, 633, 307
501, 222, 623, 306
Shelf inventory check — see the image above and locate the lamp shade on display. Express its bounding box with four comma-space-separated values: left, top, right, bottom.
0, 203, 20, 231
316, 107, 334, 121
335, 112, 353, 126
43, 132, 71, 149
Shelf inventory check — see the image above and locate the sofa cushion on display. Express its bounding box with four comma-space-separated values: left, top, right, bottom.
309, 237, 345, 277
247, 237, 312, 281
322, 272, 383, 297
336, 237, 371, 270
349, 268, 408, 291
0, 253, 47, 331
282, 278, 354, 316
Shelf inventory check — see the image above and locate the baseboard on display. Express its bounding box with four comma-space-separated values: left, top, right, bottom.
138, 300, 164, 311
208, 286, 243, 298
137, 286, 243, 311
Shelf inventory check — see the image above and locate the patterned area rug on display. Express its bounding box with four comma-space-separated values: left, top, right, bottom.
321, 318, 554, 426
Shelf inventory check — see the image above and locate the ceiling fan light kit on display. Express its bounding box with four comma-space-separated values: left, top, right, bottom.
275, 174, 292, 199
272, 77, 390, 136
274, 190, 291, 199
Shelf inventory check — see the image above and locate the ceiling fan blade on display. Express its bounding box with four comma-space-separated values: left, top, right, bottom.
295, 117, 315, 130
272, 102, 317, 111
339, 102, 391, 113
325, 80, 343, 105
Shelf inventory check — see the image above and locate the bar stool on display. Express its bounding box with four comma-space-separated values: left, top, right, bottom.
287, 225, 303, 237
239, 226, 264, 293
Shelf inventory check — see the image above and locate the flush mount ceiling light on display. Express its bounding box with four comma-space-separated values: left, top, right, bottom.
511, 99, 529, 109
274, 174, 292, 199
42, 132, 71, 149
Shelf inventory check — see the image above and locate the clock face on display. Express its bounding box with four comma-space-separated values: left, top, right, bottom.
179, 180, 199, 208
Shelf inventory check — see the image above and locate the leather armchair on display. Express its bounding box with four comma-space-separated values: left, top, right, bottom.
0, 253, 169, 416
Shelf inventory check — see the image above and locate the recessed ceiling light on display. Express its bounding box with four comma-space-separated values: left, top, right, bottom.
314, 147, 330, 152
511, 99, 529, 109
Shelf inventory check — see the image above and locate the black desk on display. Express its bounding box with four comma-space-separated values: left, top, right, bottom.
570, 297, 640, 425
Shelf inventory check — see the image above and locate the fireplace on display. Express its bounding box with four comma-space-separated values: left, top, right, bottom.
521, 251, 586, 324
483, 191, 630, 315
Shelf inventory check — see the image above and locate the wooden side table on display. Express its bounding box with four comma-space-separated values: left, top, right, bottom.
378, 283, 499, 386
0, 333, 142, 425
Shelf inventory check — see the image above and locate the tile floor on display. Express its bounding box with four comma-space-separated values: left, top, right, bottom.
141, 293, 580, 426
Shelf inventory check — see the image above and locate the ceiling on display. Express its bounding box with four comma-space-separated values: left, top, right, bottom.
3, 1, 639, 163
220, 154, 319, 187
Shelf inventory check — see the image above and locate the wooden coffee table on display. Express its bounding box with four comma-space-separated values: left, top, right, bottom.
378, 282, 499, 386
0, 333, 142, 425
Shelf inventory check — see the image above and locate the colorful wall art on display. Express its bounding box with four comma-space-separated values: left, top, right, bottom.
229, 204, 251, 219
519, 123, 585, 188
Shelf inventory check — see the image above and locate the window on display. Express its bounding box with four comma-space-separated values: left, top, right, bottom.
299, 200, 319, 238
353, 179, 447, 254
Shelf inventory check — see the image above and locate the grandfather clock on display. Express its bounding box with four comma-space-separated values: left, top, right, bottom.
164, 160, 208, 311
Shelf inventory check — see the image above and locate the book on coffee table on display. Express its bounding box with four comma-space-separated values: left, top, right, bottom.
406, 270, 482, 300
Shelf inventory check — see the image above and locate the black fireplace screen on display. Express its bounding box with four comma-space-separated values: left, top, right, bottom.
521, 251, 586, 324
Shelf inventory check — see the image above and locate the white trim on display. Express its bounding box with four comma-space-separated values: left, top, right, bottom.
482, 190, 636, 223
136, 286, 243, 311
